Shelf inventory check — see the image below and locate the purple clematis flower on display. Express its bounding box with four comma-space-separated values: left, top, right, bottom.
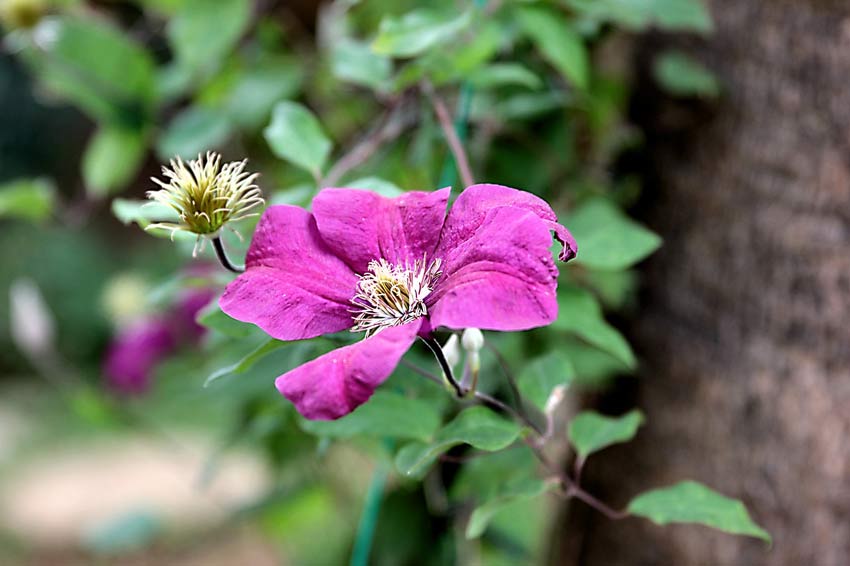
220, 184, 577, 420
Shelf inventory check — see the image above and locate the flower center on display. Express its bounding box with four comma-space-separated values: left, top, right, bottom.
351, 257, 442, 337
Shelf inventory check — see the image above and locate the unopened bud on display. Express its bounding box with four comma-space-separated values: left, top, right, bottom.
10, 278, 55, 358
544, 385, 567, 415
442, 334, 460, 369
461, 328, 484, 354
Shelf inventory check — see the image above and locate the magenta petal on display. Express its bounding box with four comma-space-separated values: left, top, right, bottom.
104, 318, 176, 395
312, 187, 451, 273
428, 207, 559, 332
276, 320, 422, 420
220, 205, 359, 341
442, 184, 577, 261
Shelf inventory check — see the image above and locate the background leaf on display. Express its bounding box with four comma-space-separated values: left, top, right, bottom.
82, 126, 147, 197
517, 6, 589, 90
567, 198, 662, 270
395, 407, 520, 478
167, 0, 251, 74
0, 178, 56, 222
653, 51, 720, 98
156, 106, 233, 160
372, 9, 472, 58
466, 478, 554, 539
627, 481, 771, 542
554, 285, 636, 368
331, 39, 392, 91
518, 351, 575, 411
568, 409, 644, 459
299, 391, 442, 442
264, 101, 333, 178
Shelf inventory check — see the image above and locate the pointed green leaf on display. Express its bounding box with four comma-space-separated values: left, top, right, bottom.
18, 16, 156, 123
469, 63, 543, 90
566, 0, 712, 34
653, 51, 719, 98
628, 481, 771, 542
567, 198, 662, 270
568, 409, 644, 459
264, 101, 332, 178
196, 302, 256, 339
517, 6, 589, 90
553, 285, 636, 368
0, 178, 55, 222
518, 351, 575, 412
83, 126, 147, 197
204, 339, 287, 387
157, 106, 233, 160
167, 0, 250, 73
395, 407, 520, 478
331, 39, 392, 91
372, 9, 472, 58
466, 477, 554, 539
299, 391, 441, 442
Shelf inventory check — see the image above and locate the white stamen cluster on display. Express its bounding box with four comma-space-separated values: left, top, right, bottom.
351, 257, 442, 337
146, 152, 264, 240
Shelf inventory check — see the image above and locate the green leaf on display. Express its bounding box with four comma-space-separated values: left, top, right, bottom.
331, 39, 392, 91
264, 101, 332, 179
567, 198, 661, 270
20, 16, 156, 124
0, 178, 55, 222
82, 126, 147, 198
224, 54, 303, 130
196, 302, 256, 339
516, 6, 588, 90
566, 0, 712, 34
299, 391, 441, 442
395, 407, 520, 478
167, 0, 251, 74
568, 409, 644, 459
347, 177, 404, 197
372, 9, 472, 58
469, 63, 543, 90
518, 351, 575, 412
466, 477, 553, 539
156, 106, 233, 160
554, 285, 636, 368
561, 338, 630, 388
653, 51, 719, 98
111, 198, 176, 227
204, 338, 287, 387
628, 481, 771, 542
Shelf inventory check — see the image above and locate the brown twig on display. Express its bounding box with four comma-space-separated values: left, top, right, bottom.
422, 82, 475, 188
321, 95, 416, 187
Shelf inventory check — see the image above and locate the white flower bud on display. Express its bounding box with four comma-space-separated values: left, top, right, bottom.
10, 278, 55, 359
442, 334, 461, 370
461, 328, 484, 354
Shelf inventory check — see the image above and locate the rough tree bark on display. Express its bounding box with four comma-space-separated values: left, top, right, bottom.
561, 0, 850, 564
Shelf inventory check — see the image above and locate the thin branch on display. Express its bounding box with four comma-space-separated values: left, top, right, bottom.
420, 336, 466, 397
423, 82, 475, 188
321, 95, 416, 188
567, 486, 629, 521
212, 237, 244, 274
400, 359, 443, 386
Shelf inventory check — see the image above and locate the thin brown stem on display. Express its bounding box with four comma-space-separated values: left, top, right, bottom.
567, 486, 629, 521
321, 95, 416, 187
423, 82, 475, 188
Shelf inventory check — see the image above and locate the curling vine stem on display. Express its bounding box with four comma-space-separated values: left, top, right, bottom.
212, 236, 244, 274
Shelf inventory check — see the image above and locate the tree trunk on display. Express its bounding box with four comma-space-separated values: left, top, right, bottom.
565, 0, 850, 564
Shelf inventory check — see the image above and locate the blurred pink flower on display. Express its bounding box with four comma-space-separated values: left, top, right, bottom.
104, 287, 215, 395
